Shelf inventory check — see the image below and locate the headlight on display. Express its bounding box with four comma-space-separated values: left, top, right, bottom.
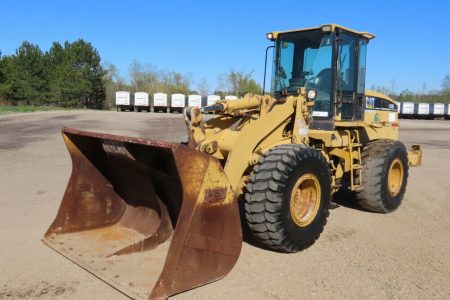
307, 89, 317, 100
321, 25, 332, 32
266, 32, 274, 41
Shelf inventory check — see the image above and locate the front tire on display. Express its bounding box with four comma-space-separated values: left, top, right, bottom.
356, 140, 409, 213
245, 144, 331, 253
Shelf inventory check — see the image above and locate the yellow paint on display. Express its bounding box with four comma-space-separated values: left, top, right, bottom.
223, 97, 295, 190
267, 24, 375, 41
388, 158, 404, 197
290, 173, 321, 227
181, 25, 422, 197
407, 145, 423, 166
195, 160, 235, 207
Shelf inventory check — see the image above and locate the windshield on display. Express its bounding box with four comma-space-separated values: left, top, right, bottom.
271, 30, 333, 116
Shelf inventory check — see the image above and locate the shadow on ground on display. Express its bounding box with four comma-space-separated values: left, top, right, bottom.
0, 114, 105, 150
238, 187, 371, 252
332, 188, 367, 211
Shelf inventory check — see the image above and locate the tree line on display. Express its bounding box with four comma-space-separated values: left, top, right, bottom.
0, 40, 262, 109
2, 40, 448, 108
371, 75, 450, 104
103, 61, 262, 108
0, 40, 105, 108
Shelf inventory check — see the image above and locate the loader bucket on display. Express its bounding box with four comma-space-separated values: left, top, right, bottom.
42, 128, 242, 299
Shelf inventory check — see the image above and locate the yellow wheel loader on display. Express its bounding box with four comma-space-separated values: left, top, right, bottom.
43, 24, 423, 299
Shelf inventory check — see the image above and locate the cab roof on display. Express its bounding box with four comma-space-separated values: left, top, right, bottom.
268, 24, 375, 40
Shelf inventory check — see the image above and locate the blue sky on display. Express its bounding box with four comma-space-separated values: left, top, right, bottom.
1, 0, 449, 93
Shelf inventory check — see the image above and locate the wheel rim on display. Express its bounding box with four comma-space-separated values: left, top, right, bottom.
388, 158, 404, 197
290, 173, 321, 227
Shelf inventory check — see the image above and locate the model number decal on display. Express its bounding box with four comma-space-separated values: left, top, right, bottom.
312, 111, 329, 117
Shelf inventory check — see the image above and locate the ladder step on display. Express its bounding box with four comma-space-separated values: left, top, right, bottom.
353, 164, 363, 169
352, 186, 364, 191
351, 143, 362, 147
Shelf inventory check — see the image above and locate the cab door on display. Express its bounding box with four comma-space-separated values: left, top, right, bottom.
335, 32, 367, 121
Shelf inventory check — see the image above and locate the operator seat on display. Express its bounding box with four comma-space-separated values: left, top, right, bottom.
312, 68, 332, 113
314, 68, 332, 93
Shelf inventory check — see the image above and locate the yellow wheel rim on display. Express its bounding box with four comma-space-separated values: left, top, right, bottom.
290, 173, 321, 227
388, 158, 404, 197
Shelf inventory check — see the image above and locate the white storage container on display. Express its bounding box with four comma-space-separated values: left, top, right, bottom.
135, 92, 149, 106
418, 103, 430, 115
153, 93, 168, 112
433, 103, 444, 115
134, 92, 150, 112
188, 95, 202, 107
116, 91, 131, 106
207, 95, 220, 106
401, 102, 414, 115
115, 91, 134, 111
170, 94, 185, 112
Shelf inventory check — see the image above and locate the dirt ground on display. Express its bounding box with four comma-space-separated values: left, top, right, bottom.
0, 110, 449, 300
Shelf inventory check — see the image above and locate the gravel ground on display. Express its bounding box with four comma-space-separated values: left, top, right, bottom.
0, 110, 449, 300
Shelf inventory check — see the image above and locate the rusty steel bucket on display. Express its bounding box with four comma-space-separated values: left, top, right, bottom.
42, 128, 242, 299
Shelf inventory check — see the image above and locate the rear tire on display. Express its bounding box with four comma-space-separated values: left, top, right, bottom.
245, 144, 331, 253
356, 140, 409, 213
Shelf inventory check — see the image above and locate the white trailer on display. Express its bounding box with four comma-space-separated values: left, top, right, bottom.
134, 92, 150, 112
400, 102, 414, 118
153, 93, 168, 113
417, 103, 430, 119
188, 95, 202, 107
206, 95, 220, 106
170, 94, 186, 113
225, 95, 238, 100
115, 91, 134, 112
446, 104, 450, 120
205, 95, 221, 114
432, 103, 445, 116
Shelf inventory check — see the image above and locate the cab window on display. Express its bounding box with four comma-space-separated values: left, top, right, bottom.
365, 97, 397, 111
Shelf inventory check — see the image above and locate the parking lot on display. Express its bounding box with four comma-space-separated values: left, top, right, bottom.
0, 110, 449, 299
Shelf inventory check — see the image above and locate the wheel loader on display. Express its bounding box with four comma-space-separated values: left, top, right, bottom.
43, 24, 423, 299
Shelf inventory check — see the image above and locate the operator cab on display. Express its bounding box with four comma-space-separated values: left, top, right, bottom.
267, 24, 375, 130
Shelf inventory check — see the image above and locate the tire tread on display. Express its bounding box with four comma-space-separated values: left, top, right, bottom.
245, 144, 331, 252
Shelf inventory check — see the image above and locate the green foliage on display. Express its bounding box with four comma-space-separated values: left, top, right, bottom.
103, 64, 260, 106
241, 78, 262, 95
396, 89, 415, 102
0, 105, 72, 114
213, 90, 226, 98
441, 75, 450, 95
0, 39, 106, 108
0, 42, 47, 105
161, 71, 191, 94
103, 61, 193, 105
103, 61, 129, 108
2, 39, 446, 108
218, 69, 262, 96
371, 76, 450, 104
